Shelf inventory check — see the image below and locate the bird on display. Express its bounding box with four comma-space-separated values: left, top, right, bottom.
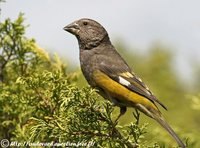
63, 18, 185, 147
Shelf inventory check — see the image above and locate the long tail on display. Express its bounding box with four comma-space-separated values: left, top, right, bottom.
154, 116, 185, 148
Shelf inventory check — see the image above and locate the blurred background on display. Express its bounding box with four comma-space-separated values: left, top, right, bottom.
1, 0, 200, 146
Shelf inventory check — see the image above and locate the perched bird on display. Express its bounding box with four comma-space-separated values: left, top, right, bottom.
63, 18, 185, 147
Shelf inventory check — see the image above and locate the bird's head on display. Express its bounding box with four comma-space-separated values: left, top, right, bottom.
64, 18, 109, 49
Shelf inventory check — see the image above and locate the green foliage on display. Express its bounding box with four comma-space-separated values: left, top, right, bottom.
191, 64, 200, 93
0, 13, 50, 83
16, 75, 147, 147
189, 94, 200, 111
0, 13, 61, 141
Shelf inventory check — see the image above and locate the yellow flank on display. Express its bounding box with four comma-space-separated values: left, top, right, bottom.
93, 70, 158, 111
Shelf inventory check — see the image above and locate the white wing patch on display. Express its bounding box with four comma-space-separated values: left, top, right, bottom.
119, 76, 130, 86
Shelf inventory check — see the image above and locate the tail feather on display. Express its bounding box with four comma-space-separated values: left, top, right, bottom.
154, 116, 185, 148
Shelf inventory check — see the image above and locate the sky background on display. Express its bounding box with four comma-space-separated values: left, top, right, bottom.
1, 0, 200, 81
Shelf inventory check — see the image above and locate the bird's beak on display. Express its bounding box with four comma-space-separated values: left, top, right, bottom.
63, 22, 80, 35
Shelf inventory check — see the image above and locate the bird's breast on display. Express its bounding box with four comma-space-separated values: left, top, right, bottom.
79, 49, 98, 87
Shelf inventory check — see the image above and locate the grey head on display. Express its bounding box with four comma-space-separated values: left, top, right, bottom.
64, 18, 110, 49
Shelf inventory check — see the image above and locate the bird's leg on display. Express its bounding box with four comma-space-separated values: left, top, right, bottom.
110, 107, 127, 137
133, 109, 140, 125
114, 106, 127, 125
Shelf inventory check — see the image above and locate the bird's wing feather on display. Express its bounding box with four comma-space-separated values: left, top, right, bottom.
97, 54, 167, 110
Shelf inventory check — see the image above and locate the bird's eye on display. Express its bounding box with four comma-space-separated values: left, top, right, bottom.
83, 21, 88, 26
